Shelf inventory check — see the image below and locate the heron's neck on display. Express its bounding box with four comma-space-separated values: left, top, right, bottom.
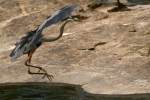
42, 19, 73, 42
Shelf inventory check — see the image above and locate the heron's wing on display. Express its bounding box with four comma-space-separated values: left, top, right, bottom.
29, 4, 78, 46
37, 4, 78, 32
10, 5, 77, 61
10, 30, 37, 61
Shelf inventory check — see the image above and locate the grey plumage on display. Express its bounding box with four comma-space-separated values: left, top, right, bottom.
37, 4, 77, 32
29, 4, 78, 48
10, 30, 42, 61
10, 4, 78, 61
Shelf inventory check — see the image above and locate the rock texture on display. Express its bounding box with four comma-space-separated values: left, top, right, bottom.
0, 0, 150, 95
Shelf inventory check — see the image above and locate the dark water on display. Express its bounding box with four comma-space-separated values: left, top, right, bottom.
94, 0, 150, 5
127, 0, 150, 4
0, 82, 150, 100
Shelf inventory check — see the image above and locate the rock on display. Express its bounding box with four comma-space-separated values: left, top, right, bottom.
1, 0, 150, 96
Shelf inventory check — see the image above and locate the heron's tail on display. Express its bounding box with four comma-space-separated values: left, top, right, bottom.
10, 46, 23, 61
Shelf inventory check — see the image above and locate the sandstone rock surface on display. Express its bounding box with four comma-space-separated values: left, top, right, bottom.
0, 0, 150, 95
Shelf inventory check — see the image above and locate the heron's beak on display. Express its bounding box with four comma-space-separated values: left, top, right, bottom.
72, 17, 80, 21
70, 15, 88, 22
66, 17, 79, 22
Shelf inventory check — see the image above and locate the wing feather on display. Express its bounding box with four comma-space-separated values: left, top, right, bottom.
10, 4, 77, 61
10, 30, 38, 61
29, 4, 78, 47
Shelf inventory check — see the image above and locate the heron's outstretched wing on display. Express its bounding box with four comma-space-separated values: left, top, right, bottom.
29, 4, 78, 47
37, 4, 78, 32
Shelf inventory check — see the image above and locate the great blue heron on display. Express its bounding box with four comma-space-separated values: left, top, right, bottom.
10, 4, 78, 81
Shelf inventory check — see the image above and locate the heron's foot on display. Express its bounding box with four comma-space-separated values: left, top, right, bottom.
36, 67, 54, 81
28, 66, 54, 81
42, 73, 54, 81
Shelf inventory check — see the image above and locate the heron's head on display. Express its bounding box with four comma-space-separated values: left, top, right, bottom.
70, 15, 89, 22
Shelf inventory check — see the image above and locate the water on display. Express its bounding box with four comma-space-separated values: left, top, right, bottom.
127, 0, 150, 4
92, 0, 150, 5
0, 82, 150, 100
0, 82, 82, 100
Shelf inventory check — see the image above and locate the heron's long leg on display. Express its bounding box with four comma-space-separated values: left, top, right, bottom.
25, 50, 53, 81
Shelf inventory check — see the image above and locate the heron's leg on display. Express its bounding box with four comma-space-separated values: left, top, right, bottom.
25, 50, 53, 81
25, 49, 35, 73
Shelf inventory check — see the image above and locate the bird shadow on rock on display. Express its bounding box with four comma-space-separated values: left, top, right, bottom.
0, 82, 150, 100
107, 3, 131, 12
